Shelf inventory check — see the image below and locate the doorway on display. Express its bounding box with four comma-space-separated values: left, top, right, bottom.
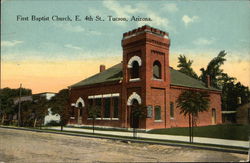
212, 108, 216, 124
130, 99, 139, 128
77, 102, 83, 124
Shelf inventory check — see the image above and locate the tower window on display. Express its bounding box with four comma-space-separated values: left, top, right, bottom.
131, 61, 139, 79
153, 61, 162, 79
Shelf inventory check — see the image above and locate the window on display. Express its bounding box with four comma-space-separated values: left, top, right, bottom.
170, 102, 174, 118
131, 61, 139, 79
104, 98, 111, 118
95, 98, 102, 118
113, 97, 119, 118
154, 106, 161, 120
88, 99, 93, 118
153, 61, 162, 79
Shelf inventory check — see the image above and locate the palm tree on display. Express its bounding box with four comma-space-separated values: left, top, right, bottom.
177, 55, 199, 79
176, 90, 210, 143
200, 50, 227, 88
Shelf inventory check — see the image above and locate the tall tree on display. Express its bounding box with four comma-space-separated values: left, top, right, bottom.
200, 50, 227, 88
0, 87, 32, 125
31, 95, 49, 127
48, 89, 69, 131
176, 90, 210, 143
177, 55, 199, 79
222, 81, 250, 111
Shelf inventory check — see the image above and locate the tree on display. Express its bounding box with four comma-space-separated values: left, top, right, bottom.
88, 105, 101, 134
30, 95, 48, 128
200, 50, 227, 88
222, 81, 250, 112
131, 104, 147, 138
176, 90, 210, 143
177, 55, 199, 79
49, 89, 69, 131
0, 87, 32, 125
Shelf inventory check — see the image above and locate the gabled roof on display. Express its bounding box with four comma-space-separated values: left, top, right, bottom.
70, 63, 220, 91
170, 68, 220, 91
71, 63, 122, 88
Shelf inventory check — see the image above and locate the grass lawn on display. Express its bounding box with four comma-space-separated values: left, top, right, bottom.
147, 124, 250, 141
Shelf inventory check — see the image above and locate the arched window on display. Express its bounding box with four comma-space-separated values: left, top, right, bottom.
153, 61, 162, 79
131, 61, 139, 79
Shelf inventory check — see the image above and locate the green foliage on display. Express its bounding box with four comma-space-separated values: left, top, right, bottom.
148, 124, 250, 141
131, 105, 147, 119
176, 90, 210, 142
0, 87, 32, 124
200, 50, 228, 88
48, 89, 69, 127
177, 55, 199, 79
176, 90, 210, 117
222, 82, 250, 111
88, 105, 101, 119
30, 95, 49, 127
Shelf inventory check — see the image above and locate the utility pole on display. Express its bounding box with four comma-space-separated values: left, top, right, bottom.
18, 83, 22, 127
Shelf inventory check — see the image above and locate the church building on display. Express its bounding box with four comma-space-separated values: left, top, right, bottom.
68, 25, 222, 129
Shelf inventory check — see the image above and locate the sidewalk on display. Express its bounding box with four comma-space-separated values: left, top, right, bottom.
47, 126, 249, 149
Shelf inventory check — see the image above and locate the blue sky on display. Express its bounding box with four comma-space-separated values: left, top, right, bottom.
1, 0, 250, 92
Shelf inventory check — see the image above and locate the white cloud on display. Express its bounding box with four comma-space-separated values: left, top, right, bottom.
182, 15, 199, 26
103, 1, 171, 29
1, 40, 23, 47
193, 38, 215, 46
103, 1, 139, 18
163, 3, 178, 13
54, 23, 85, 32
54, 23, 101, 35
64, 44, 82, 50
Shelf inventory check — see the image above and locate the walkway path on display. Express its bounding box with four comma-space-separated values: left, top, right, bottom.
47, 127, 249, 149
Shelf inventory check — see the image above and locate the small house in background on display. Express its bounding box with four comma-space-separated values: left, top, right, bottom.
36, 92, 60, 125
236, 103, 250, 124
13, 92, 60, 125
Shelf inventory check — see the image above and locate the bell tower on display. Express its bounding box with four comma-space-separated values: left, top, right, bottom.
121, 25, 171, 129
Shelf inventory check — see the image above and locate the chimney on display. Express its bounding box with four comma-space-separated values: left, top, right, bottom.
206, 75, 211, 87
100, 65, 106, 72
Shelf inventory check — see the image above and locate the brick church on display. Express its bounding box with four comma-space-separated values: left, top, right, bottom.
68, 25, 222, 129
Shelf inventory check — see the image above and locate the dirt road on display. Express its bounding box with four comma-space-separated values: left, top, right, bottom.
0, 128, 247, 162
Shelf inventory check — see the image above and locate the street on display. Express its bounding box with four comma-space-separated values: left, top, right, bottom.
0, 128, 248, 162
